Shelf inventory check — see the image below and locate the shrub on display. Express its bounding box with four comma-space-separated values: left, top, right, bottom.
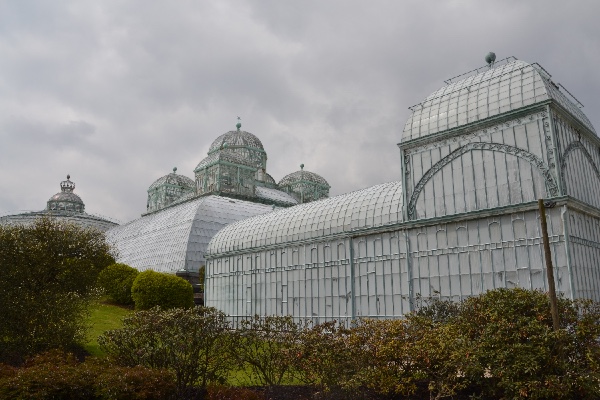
99, 306, 235, 395
131, 270, 193, 310
448, 288, 600, 399
0, 217, 114, 364
232, 315, 301, 386
0, 350, 176, 400
97, 263, 139, 305
293, 321, 355, 389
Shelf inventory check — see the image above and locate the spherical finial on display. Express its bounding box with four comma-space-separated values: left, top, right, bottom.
67, 174, 70, 180
300, 163, 304, 170
485, 52, 496, 66
173, 167, 177, 173
236, 116, 242, 131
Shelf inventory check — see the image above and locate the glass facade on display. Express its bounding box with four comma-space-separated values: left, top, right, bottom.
206, 58, 600, 324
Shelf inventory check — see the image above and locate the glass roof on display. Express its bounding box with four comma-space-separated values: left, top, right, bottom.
402, 60, 596, 142
208, 130, 265, 154
148, 170, 195, 191
207, 181, 403, 255
107, 195, 273, 273
194, 148, 256, 171
255, 186, 298, 205
279, 169, 330, 187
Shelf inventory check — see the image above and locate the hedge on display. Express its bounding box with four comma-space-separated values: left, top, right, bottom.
131, 270, 194, 310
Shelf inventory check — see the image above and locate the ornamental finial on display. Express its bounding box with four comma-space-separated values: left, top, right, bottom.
236, 116, 242, 131
173, 167, 177, 173
300, 163, 304, 170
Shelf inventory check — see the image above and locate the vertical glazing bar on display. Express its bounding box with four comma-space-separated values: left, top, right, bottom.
560, 206, 575, 299
350, 237, 356, 320
404, 229, 414, 312
546, 106, 564, 196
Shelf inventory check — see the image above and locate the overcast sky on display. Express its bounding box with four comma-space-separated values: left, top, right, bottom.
1, 0, 599, 223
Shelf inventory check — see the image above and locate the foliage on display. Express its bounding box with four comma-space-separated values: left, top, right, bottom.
131, 270, 194, 310
448, 288, 600, 399
99, 306, 236, 395
0, 217, 115, 363
0, 350, 176, 400
292, 320, 355, 389
97, 263, 139, 305
232, 315, 300, 386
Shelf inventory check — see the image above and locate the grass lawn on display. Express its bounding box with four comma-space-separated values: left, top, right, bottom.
84, 300, 132, 357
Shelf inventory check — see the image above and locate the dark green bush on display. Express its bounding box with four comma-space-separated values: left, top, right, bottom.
0, 351, 176, 400
97, 263, 139, 305
131, 270, 193, 310
0, 217, 115, 364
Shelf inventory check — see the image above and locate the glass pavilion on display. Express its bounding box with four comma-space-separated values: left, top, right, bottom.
205, 57, 600, 325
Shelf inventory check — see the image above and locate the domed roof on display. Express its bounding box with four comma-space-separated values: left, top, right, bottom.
208, 130, 264, 154
279, 165, 330, 188
402, 58, 596, 142
194, 149, 256, 171
46, 175, 85, 212
263, 173, 276, 185
148, 168, 195, 192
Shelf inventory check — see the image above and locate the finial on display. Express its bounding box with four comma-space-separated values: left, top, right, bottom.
67, 174, 70, 180
300, 163, 304, 170
236, 116, 242, 131
173, 167, 177, 173
485, 52, 496, 68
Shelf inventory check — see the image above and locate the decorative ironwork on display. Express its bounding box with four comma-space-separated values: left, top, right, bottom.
560, 140, 600, 184
407, 142, 560, 219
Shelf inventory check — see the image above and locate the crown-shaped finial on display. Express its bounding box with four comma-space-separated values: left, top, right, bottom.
60, 175, 75, 193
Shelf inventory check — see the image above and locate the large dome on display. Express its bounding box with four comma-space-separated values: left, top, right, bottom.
208, 130, 264, 154
47, 175, 85, 213
148, 168, 195, 192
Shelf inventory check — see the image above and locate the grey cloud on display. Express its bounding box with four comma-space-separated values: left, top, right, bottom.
0, 0, 599, 222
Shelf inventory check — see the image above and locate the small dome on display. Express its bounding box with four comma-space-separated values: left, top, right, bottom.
263, 173, 276, 185
47, 175, 85, 213
148, 168, 195, 192
208, 130, 265, 154
279, 168, 330, 188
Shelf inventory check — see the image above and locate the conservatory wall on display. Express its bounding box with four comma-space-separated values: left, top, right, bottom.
567, 208, 600, 302
206, 205, 571, 325
404, 108, 558, 221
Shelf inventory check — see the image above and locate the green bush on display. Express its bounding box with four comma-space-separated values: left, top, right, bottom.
99, 306, 235, 395
131, 270, 193, 310
97, 263, 139, 305
0, 217, 115, 364
0, 351, 176, 399
233, 315, 301, 386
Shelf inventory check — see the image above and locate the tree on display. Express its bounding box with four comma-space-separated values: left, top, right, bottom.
131, 270, 194, 310
0, 217, 114, 363
99, 306, 235, 396
97, 263, 139, 305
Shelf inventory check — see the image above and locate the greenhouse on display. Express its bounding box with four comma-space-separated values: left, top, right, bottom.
205, 57, 600, 324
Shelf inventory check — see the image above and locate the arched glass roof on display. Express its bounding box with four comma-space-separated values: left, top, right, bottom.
107, 195, 274, 273
402, 60, 596, 142
207, 181, 403, 255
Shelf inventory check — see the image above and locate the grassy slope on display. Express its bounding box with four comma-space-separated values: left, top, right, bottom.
84, 301, 131, 357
